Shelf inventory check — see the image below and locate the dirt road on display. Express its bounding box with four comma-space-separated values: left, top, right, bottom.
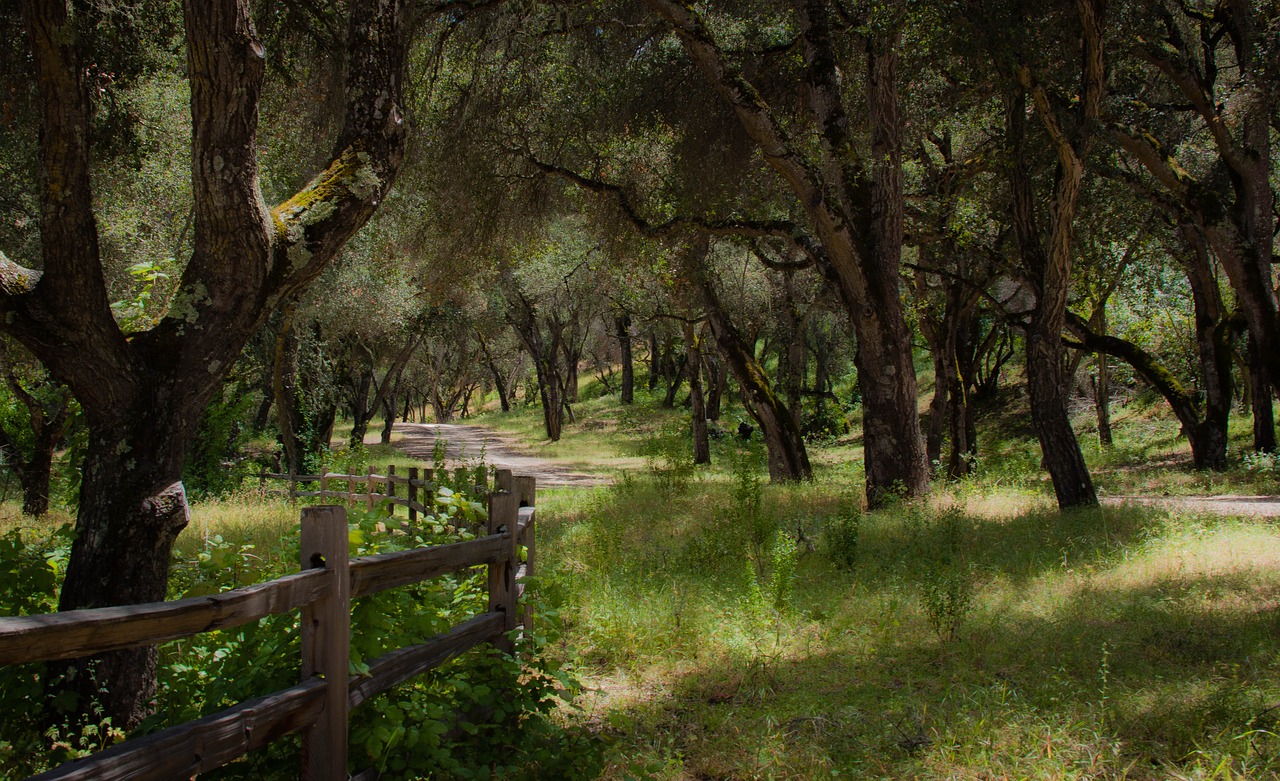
392, 423, 608, 488
1101, 494, 1280, 517
396, 422, 1280, 512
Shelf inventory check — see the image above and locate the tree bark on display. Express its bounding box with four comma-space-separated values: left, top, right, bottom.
5, 0, 413, 728
616, 313, 634, 404
648, 330, 660, 391
705, 350, 726, 421
1093, 307, 1113, 447
1002, 0, 1104, 509
509, 293, 565, 441
1248, 333, 1276, 452
685, 321, 710, 464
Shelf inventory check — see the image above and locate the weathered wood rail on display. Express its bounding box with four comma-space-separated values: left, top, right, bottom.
0, 470, 536, 781
260, 464, 488, 523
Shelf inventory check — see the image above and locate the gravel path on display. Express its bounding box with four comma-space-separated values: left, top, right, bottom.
392, 422, 608, 488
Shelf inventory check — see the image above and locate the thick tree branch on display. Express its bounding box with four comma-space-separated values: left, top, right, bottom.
527, 155, 829, 265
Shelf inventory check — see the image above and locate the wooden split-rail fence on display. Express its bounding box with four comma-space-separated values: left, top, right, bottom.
0, 470, 536, 781
259, 465, 488, 523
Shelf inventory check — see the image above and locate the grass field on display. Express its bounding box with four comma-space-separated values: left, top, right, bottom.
4, 381, 1280, 779
461, 386, 1280, 779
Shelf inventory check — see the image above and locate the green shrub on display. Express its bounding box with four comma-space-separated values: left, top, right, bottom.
821, 510, 861, 571
0, 494, 594, 779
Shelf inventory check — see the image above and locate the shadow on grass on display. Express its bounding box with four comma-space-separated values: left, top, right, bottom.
543, 482, 1280, 779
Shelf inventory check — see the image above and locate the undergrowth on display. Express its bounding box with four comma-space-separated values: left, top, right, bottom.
0, 490, 602, 780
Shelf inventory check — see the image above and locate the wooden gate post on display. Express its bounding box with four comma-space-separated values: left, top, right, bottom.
487, 470, 519, 655
300, 506, 350, 781
366, 465, 377, 512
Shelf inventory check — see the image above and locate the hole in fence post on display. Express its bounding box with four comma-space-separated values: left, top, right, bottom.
300, 505, 350, 781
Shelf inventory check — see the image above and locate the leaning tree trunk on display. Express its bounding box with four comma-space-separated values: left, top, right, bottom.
685, 321, 710, 465
1004, 25, 1103, 508
687, 236, 812, 481
662, 353, 686, 408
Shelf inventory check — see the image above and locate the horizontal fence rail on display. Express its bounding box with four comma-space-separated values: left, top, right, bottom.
1, 469, 537, 781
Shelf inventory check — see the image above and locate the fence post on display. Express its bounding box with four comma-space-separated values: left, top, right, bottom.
386, 464, 396, 517
487, 470, 519, 655
514, 475, 536, 632
347, 473, 356, 506
366, 465, 377, 512
300, 506, 350, 781
407, 467, 418, 524
289, 471, 299, 505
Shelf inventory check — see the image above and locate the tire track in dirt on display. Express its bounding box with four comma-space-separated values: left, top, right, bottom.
392, 423, 609, 488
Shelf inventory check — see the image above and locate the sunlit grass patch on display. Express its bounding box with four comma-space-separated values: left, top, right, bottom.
538, 469, 1280, 779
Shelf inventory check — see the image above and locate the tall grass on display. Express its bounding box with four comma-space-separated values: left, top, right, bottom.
538, 467, 1280, 779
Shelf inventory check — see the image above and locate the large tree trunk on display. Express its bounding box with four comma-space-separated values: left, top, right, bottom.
16, 431, 61, 516
642, 0, 927, 505
1182, 223, 1233, 469
5, 0, 413, 730
1003, 8, 1104, 508
56, 406, 195, 726
1248, 334, 1276, 452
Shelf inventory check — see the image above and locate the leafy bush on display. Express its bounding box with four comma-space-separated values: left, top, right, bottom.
821, 509, 861, 571
638, 419, 698, 492
901, 508, 977, 641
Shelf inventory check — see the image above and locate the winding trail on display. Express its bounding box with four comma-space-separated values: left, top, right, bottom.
392, 422, 608, 488
396, 422, 1280, 513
